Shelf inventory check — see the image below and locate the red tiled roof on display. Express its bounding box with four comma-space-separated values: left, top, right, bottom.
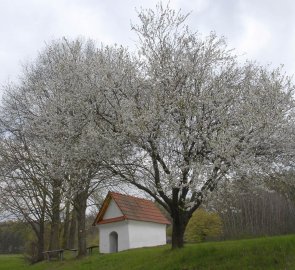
93, 192, 171, 225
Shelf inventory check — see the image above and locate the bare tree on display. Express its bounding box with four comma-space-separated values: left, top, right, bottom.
210, 178, 295, 239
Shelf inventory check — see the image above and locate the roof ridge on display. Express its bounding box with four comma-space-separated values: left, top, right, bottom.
110, 192, 154, 202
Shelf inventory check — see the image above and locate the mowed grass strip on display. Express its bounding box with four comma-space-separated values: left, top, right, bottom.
2, 234, 295, 270
0, 254, 28, 270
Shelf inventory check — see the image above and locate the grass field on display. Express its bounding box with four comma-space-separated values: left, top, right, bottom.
1, 234, 295, 270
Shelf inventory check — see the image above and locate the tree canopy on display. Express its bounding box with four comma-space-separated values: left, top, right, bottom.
0, 3, 294, 253
91, 4, 295, 248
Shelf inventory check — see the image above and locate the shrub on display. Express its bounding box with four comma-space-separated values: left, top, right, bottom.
185, 208, 223, 242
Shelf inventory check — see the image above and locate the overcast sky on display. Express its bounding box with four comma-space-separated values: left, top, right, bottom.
1, 0, 295, 90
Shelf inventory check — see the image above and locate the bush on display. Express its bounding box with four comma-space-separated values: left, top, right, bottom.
185, 208, 223, 242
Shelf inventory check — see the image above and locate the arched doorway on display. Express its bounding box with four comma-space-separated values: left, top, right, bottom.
109, 231, 118, 253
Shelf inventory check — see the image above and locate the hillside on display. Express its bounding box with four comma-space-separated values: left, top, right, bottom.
1, 235, 295, 270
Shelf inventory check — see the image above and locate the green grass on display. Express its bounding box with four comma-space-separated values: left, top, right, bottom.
0, 254, 28, 270
2, 234, 295, 270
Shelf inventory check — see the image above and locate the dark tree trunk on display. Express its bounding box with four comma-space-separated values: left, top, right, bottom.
36, 222, 45, 262
68, 210, 77, 249
170, 191, 191, 249
171, 221, 185, 248
62, 200, 71, 249
26, 204, 46, 263
74, 191, 88, 257
49, 184, 61, 250
28, 215, 45, 263
77, 207, 87, 257
171, 211, 189, 249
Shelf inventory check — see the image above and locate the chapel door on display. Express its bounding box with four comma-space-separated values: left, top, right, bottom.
109, 231, 118, 253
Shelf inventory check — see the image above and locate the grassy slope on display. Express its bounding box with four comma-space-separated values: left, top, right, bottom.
2, 234, 295, 270
0, 255, 28, 270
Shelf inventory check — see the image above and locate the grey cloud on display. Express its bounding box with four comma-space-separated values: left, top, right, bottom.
0, 0, 294, 89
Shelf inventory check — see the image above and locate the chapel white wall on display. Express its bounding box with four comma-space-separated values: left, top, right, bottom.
127, 220, 167, 249
98, 221, 129, 253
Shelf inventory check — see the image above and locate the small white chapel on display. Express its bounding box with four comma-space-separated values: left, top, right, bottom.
93, 192, 170, 253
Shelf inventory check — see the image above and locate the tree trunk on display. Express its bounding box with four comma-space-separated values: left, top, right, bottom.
171, 212, 188, 249
28, 216, 45, 263
68, 210, 77, 249
74, 191, 88, 257
77, 207, 87, 257
36, 222, 45, 262
49, 183, 61, 250
170, 188, 191, 249
62, 200, 71, 249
